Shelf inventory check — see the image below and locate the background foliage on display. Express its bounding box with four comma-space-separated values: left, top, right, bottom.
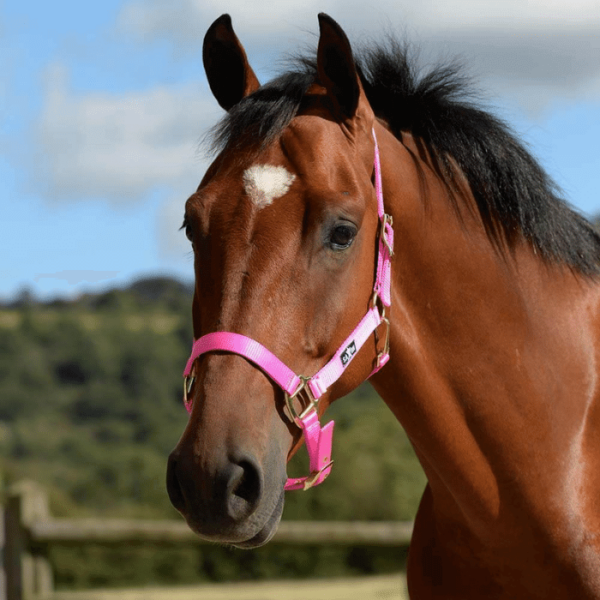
0, 277, 426, 588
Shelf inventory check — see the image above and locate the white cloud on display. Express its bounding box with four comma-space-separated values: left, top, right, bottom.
117, 0, 600, 106
34, 63, 221, 204
423, 25, 600, 113
119, 0, 600, 40
118, 0, 323, 43
383, 0, 600, 31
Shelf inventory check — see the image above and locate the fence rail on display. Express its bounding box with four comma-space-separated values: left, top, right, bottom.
1, 481, 413, 600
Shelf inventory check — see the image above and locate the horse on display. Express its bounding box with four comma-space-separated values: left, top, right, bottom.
166, 13, 600, 599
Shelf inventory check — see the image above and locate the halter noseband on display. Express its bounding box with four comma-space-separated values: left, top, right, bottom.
182, 129, 394, 491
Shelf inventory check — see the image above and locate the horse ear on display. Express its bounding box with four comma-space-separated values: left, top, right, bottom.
203, 14, 261, 111
316, 14, 363, 121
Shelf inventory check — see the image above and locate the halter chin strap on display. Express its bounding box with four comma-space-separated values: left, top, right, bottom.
182, 128, 394, 491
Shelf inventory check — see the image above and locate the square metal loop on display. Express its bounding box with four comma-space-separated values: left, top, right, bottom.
380, 213, 394, 257
284, 375, 319, 427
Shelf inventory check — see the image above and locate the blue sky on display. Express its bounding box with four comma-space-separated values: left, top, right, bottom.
1, 0, 599, 301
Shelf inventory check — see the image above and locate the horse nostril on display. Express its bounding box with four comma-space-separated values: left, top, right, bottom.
167, 450, 264, 527
166, 455, 186, 515
227, 457, 262, 520
234, 459, 261, 503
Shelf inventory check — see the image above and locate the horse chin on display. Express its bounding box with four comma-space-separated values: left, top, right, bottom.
232, 486, 285, 549
183, 484, 285, 549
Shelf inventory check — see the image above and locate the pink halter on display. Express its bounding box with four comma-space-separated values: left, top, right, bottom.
183, 129, 394, 491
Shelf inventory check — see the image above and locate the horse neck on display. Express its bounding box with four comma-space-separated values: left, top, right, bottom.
370, 129, 598, 527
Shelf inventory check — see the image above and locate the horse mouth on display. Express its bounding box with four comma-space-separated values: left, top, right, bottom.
231, 487, 285, 549
181, 484, 285, 548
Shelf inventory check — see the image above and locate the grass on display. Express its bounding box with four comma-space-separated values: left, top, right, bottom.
53, 573, 408, 600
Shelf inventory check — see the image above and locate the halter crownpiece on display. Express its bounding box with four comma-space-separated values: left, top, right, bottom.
182, 128, 394, 491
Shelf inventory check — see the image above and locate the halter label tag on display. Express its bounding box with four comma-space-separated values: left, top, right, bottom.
340, 341, 357, 366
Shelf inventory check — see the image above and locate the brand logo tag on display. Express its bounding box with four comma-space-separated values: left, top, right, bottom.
340, 341, 357, 366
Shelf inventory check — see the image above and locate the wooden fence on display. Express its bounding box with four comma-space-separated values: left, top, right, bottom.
1, 481, 413, 600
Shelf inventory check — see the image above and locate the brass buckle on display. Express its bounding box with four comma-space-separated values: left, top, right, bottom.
183, 376, 195, 405
284, 376, 318, 427
371, 290, 383, 311
380, 213, 394, 257
371, 292, 390, 369
376, 316, 391, 369
303, 460, 334, 491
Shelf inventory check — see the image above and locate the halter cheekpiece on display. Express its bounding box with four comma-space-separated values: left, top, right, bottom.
182, 129, 394, 491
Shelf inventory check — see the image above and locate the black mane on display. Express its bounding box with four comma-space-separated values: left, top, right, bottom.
207, 40, 600, 276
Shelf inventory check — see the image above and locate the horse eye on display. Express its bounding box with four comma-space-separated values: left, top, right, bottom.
329, 224, 357, 251
181, 218, 193, 243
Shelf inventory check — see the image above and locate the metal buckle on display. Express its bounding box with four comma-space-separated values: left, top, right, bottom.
183, 375, 195, 405
380, 213, 394, 257
302, 460, 334, 490
376, 316, 391, 369
371, 292, 390, 369
284, 375, 319, 427
371, 289, 382, 311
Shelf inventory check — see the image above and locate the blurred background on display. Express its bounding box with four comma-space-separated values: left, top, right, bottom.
1, 0, 599, 597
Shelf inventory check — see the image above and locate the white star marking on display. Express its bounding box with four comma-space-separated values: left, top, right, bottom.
243, 165, 296, 209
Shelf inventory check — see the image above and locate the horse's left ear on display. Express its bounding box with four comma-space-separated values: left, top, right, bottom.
316, 14, 370, 123
203, 14, 261, 111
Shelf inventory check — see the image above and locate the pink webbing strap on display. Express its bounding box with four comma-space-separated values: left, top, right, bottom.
182, 128, 393, 491
308, 306, 382, 398
372, 129, 394, 308
184, 332, 301, 394
284, 412, 334, 490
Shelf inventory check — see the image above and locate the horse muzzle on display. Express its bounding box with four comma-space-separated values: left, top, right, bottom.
166, 443, 286, 547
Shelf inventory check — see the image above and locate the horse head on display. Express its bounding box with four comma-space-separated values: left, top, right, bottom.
166, 14, 388, 547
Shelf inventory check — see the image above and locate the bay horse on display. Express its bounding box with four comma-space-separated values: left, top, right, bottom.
166, 13, 600, 599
